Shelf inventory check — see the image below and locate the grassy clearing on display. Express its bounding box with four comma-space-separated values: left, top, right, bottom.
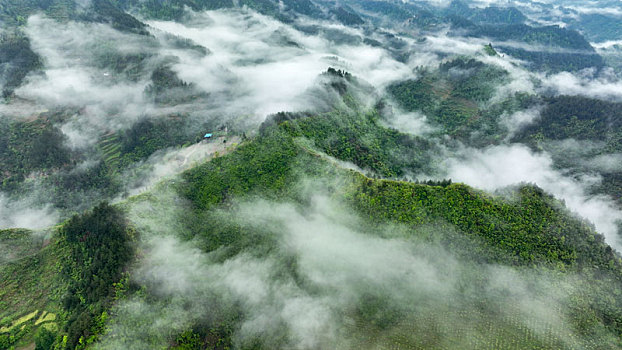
0, 232, 66, 348
0, 310, 38, 333
0, 229, 42, 264
34, 312, 56, 326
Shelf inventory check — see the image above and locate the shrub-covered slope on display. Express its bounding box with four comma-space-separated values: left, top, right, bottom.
3, 100, 622, 349
175, 106, 622, 349
0, 203, 134, 350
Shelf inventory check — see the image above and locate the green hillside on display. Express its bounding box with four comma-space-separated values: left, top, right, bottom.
0, 1, 621, 349
387, 57, 530, 143
0, 229, 64, 350
163, 108, 622, 348
3, 100, 622, 349
512, 96, 622, 204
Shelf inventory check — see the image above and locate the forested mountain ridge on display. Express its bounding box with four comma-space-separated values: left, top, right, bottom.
1, 0, 622, 349
3, 99, 622, 349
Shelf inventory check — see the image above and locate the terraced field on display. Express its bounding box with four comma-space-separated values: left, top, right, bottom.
0, 230, 64, 349
98, 133, 121, 172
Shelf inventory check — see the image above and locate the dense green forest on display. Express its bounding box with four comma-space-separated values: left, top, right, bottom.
4, 77, 621, 348
513, 96, 622, 203
0, 203, 133, 349
115, 0, 234, 21
144, 66, 206, 105
448, 21, 605, 71
496, 47, 604, 72
59, 202, 134, 349
0, 33, 41, 97
1, 0, 622, 349
172, 110, 622, 349
469, 24, 594, 50
0, 117, 73, 189
444, 1, 527, 25
569, 14, 622, 43
330, 6, 364, 26
184, 117, 620, 271
281, 108, 433, 178
515, 96, 622, 145
387, 57, 533, 142
0, 0, 148, 34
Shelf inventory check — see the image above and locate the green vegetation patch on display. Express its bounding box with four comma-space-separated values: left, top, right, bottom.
0, 117, 73, 190
387, 57, 523, 140
172, 111, 622, 347
35, 312, 57, 326
280, 109, 433, 178
58, 202, 135, 349
0, 233, 65, 349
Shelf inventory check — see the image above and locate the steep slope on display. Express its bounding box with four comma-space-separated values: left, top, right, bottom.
0, 2, 622, 350
513, 96, 622, 205
0, 229, 65, 350
0, 203, 134, 350
117, 107, 622, 349
2, 88, 622, 349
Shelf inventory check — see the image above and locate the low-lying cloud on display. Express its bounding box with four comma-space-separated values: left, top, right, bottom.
17, 15, 155, 126
499, 106, 541, 138
98, 185, 600, 348
0, 193, 58, 230
540, 68, 622, 102
147, 10, 411, 120
116, 136, 240, 199
443, 143, 622, 251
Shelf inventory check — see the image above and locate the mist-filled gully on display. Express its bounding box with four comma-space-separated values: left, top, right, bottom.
2, 8, 621, 250
98, 189, 591, 349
